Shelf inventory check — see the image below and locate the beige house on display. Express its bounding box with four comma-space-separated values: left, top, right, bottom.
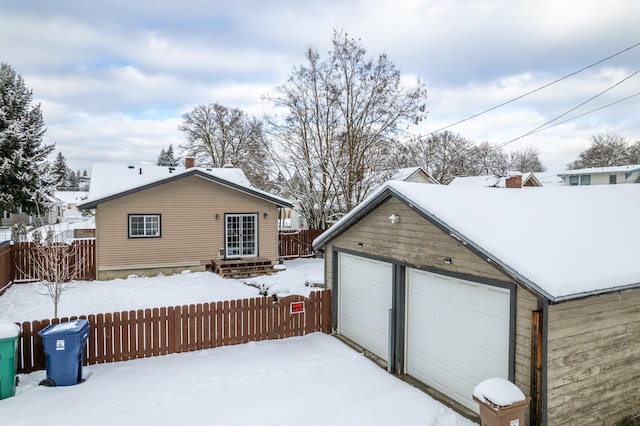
313, 182, 640, 425
391, 166, 440, 185
78, 163, 292, 280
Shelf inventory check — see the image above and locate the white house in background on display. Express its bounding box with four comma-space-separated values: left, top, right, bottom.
54, 191, 89, 222
558, 164, 640, 186
449, 172, 541, 188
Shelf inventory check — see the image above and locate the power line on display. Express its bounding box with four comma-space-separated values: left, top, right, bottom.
497, 68, 640, 148
515, 91, 640, 136
426, 41, 640, 135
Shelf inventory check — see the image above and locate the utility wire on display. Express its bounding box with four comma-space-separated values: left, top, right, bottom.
426, 41, 640, 135
497, 68, 640, 147
514, 91, 640, 135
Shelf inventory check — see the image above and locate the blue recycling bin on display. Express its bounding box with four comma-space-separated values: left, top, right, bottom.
38, 319, 89, 387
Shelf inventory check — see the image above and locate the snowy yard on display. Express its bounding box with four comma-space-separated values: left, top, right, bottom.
1, 333, 475, 425
0, 258, 476, 425
0, 258, 325, 323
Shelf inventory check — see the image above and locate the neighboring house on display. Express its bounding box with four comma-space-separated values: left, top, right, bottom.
312, 182, 640, 424
55, 191, 89, 223
1, 195, 63, 227
558, 164, 640, 185
391, 167, 440, 184
449, 172, 541, 188
277, 206, 305, 230
78, 162, 293, 280
532, 170, 565, 187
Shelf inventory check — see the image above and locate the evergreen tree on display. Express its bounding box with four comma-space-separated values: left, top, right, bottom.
156, 144, 178, 166
65, 167, 79, 189
52, 152, 67, 188
0, 63, 55, 216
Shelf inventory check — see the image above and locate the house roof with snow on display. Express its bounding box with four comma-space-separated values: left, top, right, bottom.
313, 181, 640, 302
532, 170, 565, 186
78, 163, 293, 210
558, 164, 640, 176
54, 191, 89, 205
391, 167, 439, 184
449, 172, 541, 188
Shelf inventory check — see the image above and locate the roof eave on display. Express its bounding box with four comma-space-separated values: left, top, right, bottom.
312, 189, 393, 249
78, 169, 293, 210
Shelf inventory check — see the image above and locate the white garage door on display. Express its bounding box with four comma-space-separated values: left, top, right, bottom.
338, 253, 393, 362
406, 269, 511, 412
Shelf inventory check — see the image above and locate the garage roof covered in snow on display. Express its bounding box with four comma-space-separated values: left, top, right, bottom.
313, 181, 640, 302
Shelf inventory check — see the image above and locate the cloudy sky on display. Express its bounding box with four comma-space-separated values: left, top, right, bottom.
1, 0, 639, 174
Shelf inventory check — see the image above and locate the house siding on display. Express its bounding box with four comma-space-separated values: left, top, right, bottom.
322, 197, 534, 418
546, 288, 640, 425
95, 175, 278, 279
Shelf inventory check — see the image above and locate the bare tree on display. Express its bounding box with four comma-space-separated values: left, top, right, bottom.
468, 141, 510, 176
626, 140, 640, 164
26, 229, 84, 318
179, 103, 271, 189
508, 146, 546, 173
403, 131, 473, 184
265, 29, 428, 227
568, 132, 630, 169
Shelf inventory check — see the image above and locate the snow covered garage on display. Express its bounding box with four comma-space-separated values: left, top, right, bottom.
313, 181, 640, 425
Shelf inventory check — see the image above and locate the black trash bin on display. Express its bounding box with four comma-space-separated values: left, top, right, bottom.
38, 319, 89, 387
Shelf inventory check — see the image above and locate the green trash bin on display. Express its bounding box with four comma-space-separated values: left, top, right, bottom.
0, 320, 21, 400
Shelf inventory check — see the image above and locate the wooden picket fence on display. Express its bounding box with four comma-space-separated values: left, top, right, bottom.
15, 290, 331, 374
278, 229, 325, 260
0, 242, 13, 296
12, 239, 96, 283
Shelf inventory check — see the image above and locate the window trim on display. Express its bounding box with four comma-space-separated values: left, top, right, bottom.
128, 214, 161, 238
580, 175, 591, 186
609, 174, 617, 184
569, 175, 579, 186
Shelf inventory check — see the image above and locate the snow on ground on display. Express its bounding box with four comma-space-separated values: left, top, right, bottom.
0, 333, 475, 426
0, 258, 325, 323
0, 259, 475, 425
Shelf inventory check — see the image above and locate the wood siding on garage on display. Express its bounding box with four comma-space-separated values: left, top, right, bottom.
323, 197, 534, 408
95, 175, 278, 278
546, 288, 640, 425
324, 198, 509, 285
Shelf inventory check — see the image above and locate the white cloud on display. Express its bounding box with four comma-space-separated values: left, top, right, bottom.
1, 0, 639, 175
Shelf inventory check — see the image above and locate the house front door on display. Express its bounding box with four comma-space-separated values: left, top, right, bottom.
225, 213, 257, 258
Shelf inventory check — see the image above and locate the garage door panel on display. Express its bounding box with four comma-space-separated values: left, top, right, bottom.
339, 253, 392, 362
406, 269, 511, 413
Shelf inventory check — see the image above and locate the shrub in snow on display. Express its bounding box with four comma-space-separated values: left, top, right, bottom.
23, 228, 87, 318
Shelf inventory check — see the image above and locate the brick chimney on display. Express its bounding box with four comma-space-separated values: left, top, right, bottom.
505, 175, 522, 188
185, 157, 195, 169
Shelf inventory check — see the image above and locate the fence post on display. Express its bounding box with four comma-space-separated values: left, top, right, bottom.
10, 240, 15, 283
